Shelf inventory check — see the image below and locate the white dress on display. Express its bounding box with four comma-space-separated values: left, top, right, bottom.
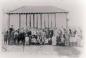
61, 37, 65, 43
70, 36, 76, 42
45, 39, 49, 44
25, 37, 29, 44
31, 38, 37, 43
52, 36, 57, 45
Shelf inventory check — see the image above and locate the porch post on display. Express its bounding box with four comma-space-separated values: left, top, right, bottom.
40, 14, 42, 29
25, 13, 28, 32
29, 14, 31, 28
36, 14, 38, 29
51, 14, 52, 28
33, 14, 35, 28
19, 14, 21, 30
65, 13, 69, 46
48, 14, 49, 28
8, 13, 10, 28
44, 14, 46, 28
54, 13, 56, 27
26, 13, 27, 27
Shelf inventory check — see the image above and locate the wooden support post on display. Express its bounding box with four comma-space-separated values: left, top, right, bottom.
65, 13, 69, 46
54, 13, 56, 27
36, 14, 38, 29
19, 14, 21, 30
40, 14, 42, 29
26, 14, 27, 27
48, 14, 49, 28
51, 14, 52, 28
33, 14, 35, 28
26, 14, 28, 32
44, 14, 46, 28
29, 14, 31, 28
8, 13, 10, 28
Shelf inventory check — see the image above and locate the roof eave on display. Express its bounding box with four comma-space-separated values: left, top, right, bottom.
6, 12, 69, 14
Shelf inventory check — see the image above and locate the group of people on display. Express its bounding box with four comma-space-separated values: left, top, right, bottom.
3, 25, 81, 46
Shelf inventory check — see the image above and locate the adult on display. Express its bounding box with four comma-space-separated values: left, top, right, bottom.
4, 31, 8, 44
9, 25, 14, 33
25, 34, 29, 45
14, 30, 19, 45
18, 30, 25, 45
52, 34, 57, 45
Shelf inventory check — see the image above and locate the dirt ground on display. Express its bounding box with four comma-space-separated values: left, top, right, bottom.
1, 45, 82, 58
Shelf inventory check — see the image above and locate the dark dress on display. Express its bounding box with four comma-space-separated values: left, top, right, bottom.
27, 31, 32, 37
4, 31, 8, 44
56, 35, 61, 45
18, 32, 25, 45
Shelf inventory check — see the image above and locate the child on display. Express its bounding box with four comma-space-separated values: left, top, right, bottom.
25, 34, 29, 45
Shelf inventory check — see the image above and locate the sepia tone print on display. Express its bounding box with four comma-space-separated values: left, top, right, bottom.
2, 6, 82, 58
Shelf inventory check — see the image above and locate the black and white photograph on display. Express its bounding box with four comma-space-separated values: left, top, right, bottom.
0, 0, 85, 58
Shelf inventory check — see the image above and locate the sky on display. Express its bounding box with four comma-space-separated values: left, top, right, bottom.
0, 0, 84, 31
